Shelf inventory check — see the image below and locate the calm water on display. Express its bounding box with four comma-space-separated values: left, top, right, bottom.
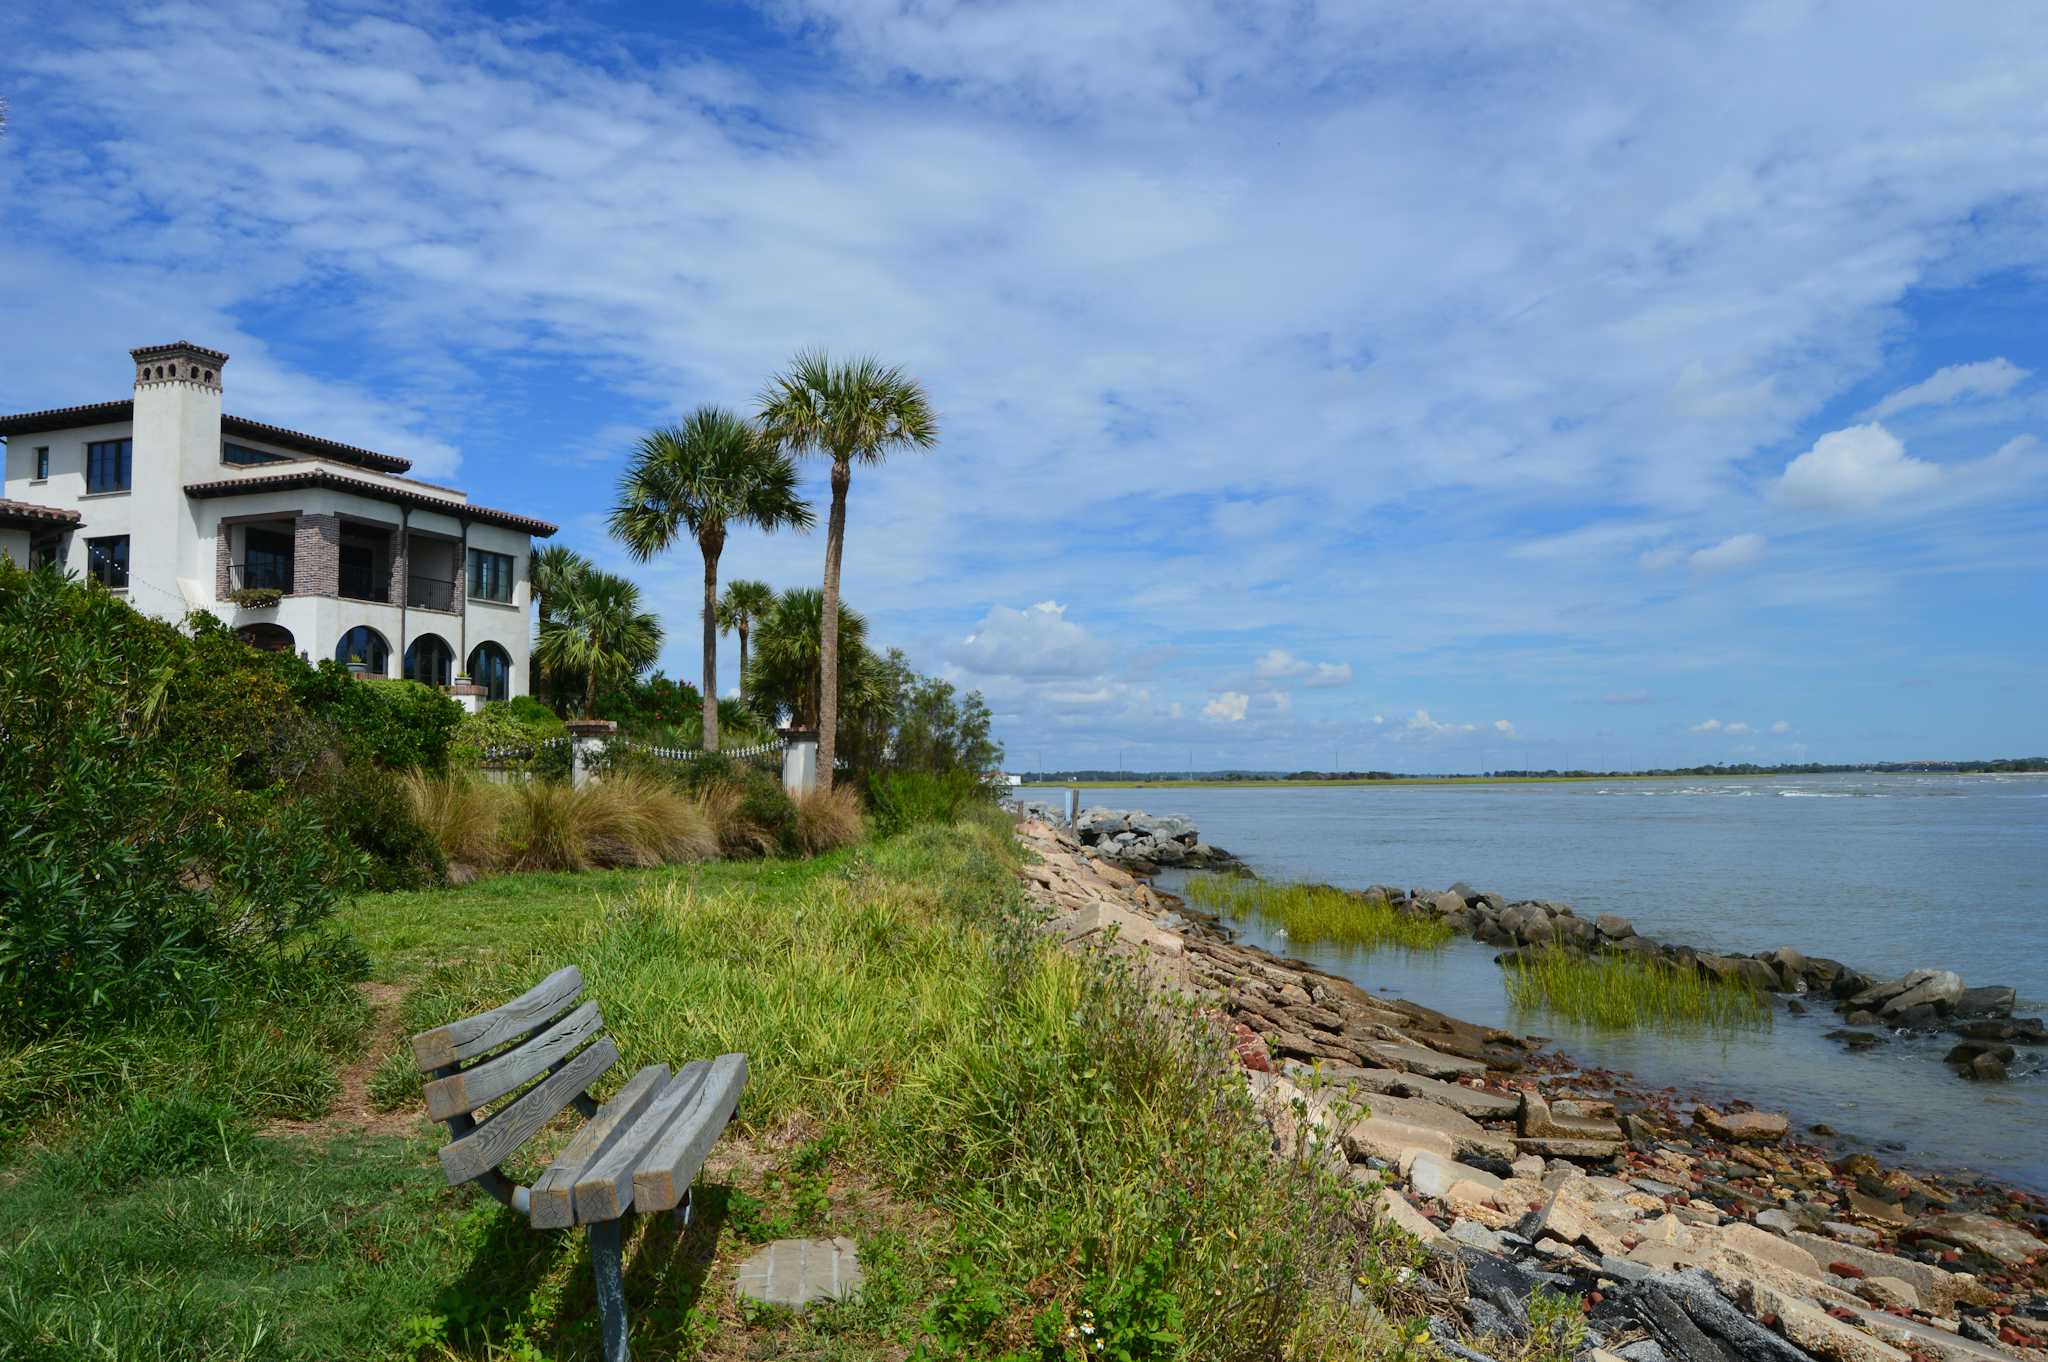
1054, 773, 2048, 1190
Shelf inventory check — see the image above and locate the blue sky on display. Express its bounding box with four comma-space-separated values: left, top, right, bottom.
4, 0, 2046, 772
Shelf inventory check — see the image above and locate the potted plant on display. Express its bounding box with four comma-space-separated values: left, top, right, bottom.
226, 586, 283, 609
346, 653, 371, 679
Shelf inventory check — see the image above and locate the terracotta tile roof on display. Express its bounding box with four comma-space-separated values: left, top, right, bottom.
0, 498, 83, 528
184, 467, 557, 537
0, 401, 412, 473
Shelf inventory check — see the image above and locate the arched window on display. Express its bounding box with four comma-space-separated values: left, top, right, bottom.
237, 622, 296, 654
467, 641, 513, 702
335, 625, 390, 675
404, 633, 454, 688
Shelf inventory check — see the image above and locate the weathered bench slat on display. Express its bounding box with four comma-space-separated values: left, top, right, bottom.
439, 1036, 619, 1186
529, 1063, 671, 1230
424, 1001, 604, 1121
412, 965, 584, 1072
572, 1059, 710, 1224
632, 1052, 747, 1214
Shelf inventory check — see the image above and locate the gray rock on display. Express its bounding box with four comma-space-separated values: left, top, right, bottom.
1752, 1208, 1797, 1235
1500, 903, 1557, 945
1952, 985, 2016, 1018
1449, 1219, 1511, 1255
1879, 969, 1963, 1018
1595, 913, 1636, 939
1616, 1342, 1671, 1362
734, 1237, 864, 1310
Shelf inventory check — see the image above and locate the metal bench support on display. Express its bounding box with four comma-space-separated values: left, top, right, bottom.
588, 1217, 630, 1362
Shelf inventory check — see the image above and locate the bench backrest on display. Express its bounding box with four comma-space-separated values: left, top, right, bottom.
409, 965, 619, 1187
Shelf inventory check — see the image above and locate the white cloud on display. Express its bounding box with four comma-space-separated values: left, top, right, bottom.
1777, 424, 1940, 511
1265, 690, 1292, 713
1398, 709, 1478, 738
1689, 718, 1723, 733
1723, 721, 1753, 735
1253, 649, 1352, 687
1870, 358, 2028, 419
1603, 689, 1652, 705
1689, 533, 1766, 572
1637, 546, 1685, 571
1493, 719, 1516, 735
1770, 720, 1792, 734
953, 600, 1111, 679
1203, 691, 1250, 723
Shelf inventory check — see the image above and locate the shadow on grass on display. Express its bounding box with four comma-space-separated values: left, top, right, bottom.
427, 1181, 737, 1359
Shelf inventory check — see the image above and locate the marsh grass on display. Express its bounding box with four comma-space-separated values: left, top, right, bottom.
1183, 873, 1454, 953
403, 773, 722, 873
791, 784, 866, 855
1502, 944, 1772, 1033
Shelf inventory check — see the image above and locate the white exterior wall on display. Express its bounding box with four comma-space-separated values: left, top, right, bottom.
2, 350, 542, 697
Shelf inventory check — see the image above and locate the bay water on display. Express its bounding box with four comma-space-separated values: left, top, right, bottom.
1053, 773, 2048, 1190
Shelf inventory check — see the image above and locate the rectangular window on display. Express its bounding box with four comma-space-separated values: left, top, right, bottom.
86, 438, 132, 494
222, 442, 288, 467
467, 548, 514, 603
87, 535, 130, 589
242, 527, 295, 591
33, 446, 49, 480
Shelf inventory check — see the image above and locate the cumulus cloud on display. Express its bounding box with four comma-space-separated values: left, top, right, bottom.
1770, 720, 1792, 734
1637, 546, 1685, 571
1870, 358, 2028, 418
1253, 650, 1353, 687
1265, 690, 1292, 713
1203, 691, 1250, 722
1777, 424, 1941, 511
1689, 533, 1766, 572
1724, 721, 1753, 735
953, 601, 1112, 679
1690, 718, 1723, 733
1398, 710, 1478, 738
1493, 719, 1516, 735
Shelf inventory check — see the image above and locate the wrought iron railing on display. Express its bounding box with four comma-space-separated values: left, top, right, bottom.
230, 560, 294, 592
406, 573, 458, 611
339, 562, 391, 603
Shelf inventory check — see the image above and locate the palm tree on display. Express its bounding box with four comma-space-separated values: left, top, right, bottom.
715, 578, 777, 699
528, 545, 593, 706
742, 588, 870, 732
533, 569, 663, 718
610, 407, 813, 751
758, 352, 936, 785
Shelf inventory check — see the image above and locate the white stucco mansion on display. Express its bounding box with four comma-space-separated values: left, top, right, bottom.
0, 341, 555, 700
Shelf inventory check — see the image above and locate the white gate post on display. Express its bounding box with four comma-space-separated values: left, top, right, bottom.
564, 718, 617, 788
781, 728, 819, 797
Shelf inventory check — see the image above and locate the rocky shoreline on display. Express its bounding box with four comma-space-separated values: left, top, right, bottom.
1012, 815, 2048, 1362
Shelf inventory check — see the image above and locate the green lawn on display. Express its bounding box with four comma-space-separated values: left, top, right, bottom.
0, 818, 1378, 1362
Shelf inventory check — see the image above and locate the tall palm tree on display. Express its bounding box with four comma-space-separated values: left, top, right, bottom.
742, 587, 870, 732
610, 407, 813, 751
533, 569, 663, 718
758, 352, 936, 786
715, 578, 777, 698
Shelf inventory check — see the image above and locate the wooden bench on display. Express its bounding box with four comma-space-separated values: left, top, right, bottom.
410, 965, 746, 1362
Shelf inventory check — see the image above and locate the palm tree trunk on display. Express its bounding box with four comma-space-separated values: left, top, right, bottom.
701, 529, 723, 752
817, 458, 851, 788
737, 623, 750, 698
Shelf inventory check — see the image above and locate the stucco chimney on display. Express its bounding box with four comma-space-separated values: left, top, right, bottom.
130, 341, 227, 484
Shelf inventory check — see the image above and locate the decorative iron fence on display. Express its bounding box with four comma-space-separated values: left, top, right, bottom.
476, 734, 787, 778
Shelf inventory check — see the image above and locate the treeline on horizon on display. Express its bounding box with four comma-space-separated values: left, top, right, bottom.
1023, 757, 2048, 781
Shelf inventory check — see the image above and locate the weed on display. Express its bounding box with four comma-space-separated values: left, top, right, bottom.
1182, 874, 1454, 953
1501, 944, 1772, 1032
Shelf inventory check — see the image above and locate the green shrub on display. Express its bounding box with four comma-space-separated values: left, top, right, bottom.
867, 769, 993, 838
449, 701, 561, 770
0, 561, 368, 1040
300, 762, 448, 891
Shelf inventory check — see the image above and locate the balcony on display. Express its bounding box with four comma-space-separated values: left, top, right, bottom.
230, 560, 294, 593
339, 561, 392, 603
406, 573, 458, 612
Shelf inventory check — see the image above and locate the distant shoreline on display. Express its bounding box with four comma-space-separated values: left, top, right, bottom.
1019, 770, 2046, 790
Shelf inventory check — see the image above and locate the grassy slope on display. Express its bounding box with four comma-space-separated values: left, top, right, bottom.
0, 820, 1374, 1362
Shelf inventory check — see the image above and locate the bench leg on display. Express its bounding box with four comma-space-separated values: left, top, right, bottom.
672, 1187, 692, 1232
587, 1218, 630, 1362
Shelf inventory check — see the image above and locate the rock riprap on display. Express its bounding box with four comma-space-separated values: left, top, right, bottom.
1064, 805, 1241, 870
1009, 815, 2048, 1362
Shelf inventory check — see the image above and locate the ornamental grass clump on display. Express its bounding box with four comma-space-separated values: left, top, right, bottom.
792, 784, 866, 854
1182, 874, 1454, 953
1501, 944, 1772, 1033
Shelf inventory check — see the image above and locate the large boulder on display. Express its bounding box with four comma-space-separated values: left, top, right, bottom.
1595, 913, 1636, 940
1694, 1107, 1787, 1144
1879, 970, 1963, 1018
1909, 1211, 2048, 1266
1950, 985, 2015, 1018
1499, 903, 1556, 945
1698, 955, 1779, 993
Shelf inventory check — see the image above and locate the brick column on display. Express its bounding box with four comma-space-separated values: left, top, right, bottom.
215, 527, 232, 599
295, 514, 340, 597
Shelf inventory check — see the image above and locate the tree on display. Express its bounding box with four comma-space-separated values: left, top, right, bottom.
528, 544, 593, 707
715, 578, 777, 698
532, 569, 662, 718
758, 352, 936, 784
742, 587, 870, 733
609, 408, 813, 751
